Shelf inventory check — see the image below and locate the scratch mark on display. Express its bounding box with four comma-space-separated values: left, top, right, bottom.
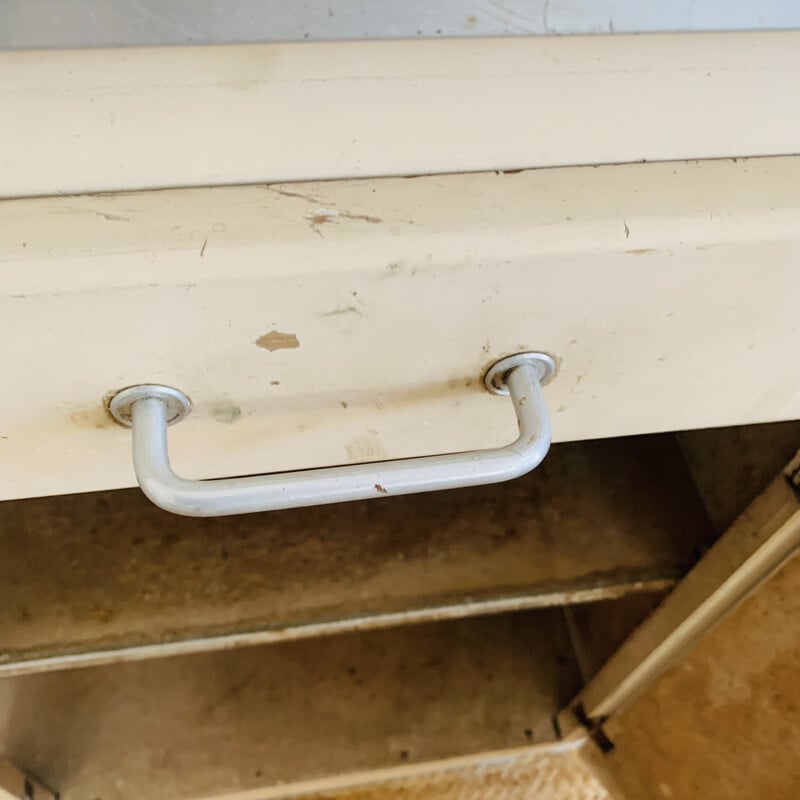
200, 238, 208, 257
266, 186, 328, 204
623, 219, 630, 239
61, 205, 132, 222
255, 331, 300, 352
320, 305, 363, 318
306, 208, 383, 234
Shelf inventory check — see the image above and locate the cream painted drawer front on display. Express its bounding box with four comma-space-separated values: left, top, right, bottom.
3, 33, 800, 198
2, 157, 800, 501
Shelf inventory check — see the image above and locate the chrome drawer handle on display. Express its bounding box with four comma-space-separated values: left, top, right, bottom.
108, 352, 556, 517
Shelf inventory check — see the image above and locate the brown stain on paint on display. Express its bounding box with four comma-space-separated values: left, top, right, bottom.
316, 211, 382, 225
306, 210, 383, 235
625, 248, 656, 256
71, 408, 115, 430
255, 331, 300, 352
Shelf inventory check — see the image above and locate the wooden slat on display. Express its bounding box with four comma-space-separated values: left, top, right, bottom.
0, 757, 57, 800
194, 742, 612, 800
0, 435, 710, 676
2, 33, 800, 197
4, 158, 800, 501
568, 445, 800, 723
0, 612, 580, 800
602, 506, 800, 799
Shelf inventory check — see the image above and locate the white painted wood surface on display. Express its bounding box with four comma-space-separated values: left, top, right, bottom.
2, 157, 800, 501
2, 33, 800, 198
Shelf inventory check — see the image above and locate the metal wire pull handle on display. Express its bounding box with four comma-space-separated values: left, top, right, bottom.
108, 352, 556, 517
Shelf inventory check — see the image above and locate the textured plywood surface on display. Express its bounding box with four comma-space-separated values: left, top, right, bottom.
0, 434, 709, 675
272, 747, 617, 800
603, 522, 800, 798
0, 611, 581, 800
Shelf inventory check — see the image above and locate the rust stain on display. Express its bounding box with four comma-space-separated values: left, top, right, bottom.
255, 331, 300, 352
306, 209, 383, 232
374, 484, 388, 495
625, 248, 656, 256
70, 408, 115, 430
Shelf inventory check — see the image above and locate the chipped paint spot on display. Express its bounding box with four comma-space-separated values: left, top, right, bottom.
96, 211, 130, 222
255, 331, 300, 352
374, 483, 388, 495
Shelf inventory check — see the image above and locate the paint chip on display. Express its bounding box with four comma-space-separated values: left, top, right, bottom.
255, 331, 300, 352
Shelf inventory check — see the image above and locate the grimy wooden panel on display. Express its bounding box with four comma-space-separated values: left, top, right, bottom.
2, 158, 800, 499
0, 435, 710, 676
0, 612, 580, 800
2, 33, 800, 196
603, 509, 800, 799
